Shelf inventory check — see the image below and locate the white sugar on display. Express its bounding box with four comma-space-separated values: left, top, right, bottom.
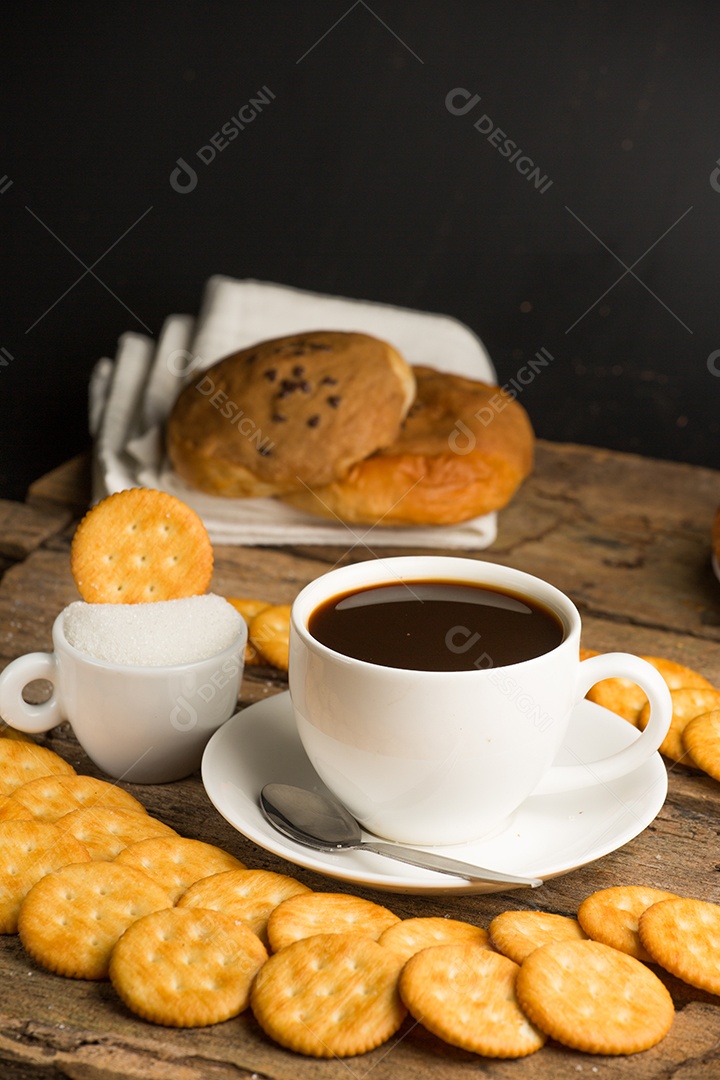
63, 594, 245, 666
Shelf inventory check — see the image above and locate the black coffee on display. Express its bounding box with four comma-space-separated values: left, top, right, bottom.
308, 579, 565, 671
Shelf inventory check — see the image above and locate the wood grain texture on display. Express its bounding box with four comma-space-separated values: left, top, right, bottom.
0, 500, 72, 562
25, 453, 92, 515
0, 442, 719, 1078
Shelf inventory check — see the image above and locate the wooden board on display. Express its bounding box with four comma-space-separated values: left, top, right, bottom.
1, 441, 720, 1078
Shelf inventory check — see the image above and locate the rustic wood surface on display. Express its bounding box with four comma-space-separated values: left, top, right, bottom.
1, 440, 719, 1079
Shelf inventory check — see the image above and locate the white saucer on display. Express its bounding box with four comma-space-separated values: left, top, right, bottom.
201, 692, 667, 896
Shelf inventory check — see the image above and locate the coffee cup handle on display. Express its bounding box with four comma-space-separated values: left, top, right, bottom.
0, 652, 64, 735
531, 652, 672, 795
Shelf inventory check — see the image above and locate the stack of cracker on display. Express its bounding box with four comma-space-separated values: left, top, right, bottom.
1, 670, 720, 1056
4, 759, 720, 1065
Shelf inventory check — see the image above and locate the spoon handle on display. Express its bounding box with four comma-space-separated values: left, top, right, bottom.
361, 841, 542, 887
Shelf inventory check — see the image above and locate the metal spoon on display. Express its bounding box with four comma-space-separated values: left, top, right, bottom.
260, 783, 542, 887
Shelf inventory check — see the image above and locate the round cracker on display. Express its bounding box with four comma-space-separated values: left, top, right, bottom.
114, 836, 245, 903
225, 597, 271, 621
248, 604, 291, 671
681, 709, 720, 780
488, 909, 587, 964
0, 741, 75, 796
639, 897, 720, 995
18, 861, 172, 979
644, 656, 715, 692
70, 488, 213, 604
638, 687, 720, 762
577, 885, 680, 961
587, 655, 715, 728
59, 807, 177, 860
177, 868, 311, 946
0, 794, 34, 823
267, 891, 400, 953
378, 916, 491, 964
400, 943, 545, 1058
0, 820, 91, 934
110, 906, 268, 1027
516, 939, 674, 1055
7, 774, 147, 823
586, 676, 648, 725
251, 932, 406, 1057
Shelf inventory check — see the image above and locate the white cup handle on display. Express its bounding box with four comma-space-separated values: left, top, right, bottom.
0, 652, 64, 735
532, 652, 672, 795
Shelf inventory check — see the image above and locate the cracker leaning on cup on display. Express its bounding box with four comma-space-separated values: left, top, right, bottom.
70, 487, 215, 604
0, 488, 248, 781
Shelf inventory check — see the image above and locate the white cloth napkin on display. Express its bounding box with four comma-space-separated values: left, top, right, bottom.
90, 276, 499, 547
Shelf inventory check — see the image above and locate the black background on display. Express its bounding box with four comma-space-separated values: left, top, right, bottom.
2, 0, 719, 502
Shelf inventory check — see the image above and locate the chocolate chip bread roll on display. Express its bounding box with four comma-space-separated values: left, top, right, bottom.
167, 331, 415, 498
281, 366, 534, 525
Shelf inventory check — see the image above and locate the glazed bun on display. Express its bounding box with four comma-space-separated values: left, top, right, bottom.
280, 366, 535, 526
166, 331, 415, 498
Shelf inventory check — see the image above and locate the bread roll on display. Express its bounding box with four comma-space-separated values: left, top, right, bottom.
280, 366, 534, 525
166, 331, 415, 498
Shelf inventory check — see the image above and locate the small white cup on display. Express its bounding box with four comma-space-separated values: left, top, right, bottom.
0, 609, 246, 783
289, 556, 672, 846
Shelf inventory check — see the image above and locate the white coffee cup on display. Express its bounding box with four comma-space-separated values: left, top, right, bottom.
289, 556, 672, 846
0, 609, 246, 783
